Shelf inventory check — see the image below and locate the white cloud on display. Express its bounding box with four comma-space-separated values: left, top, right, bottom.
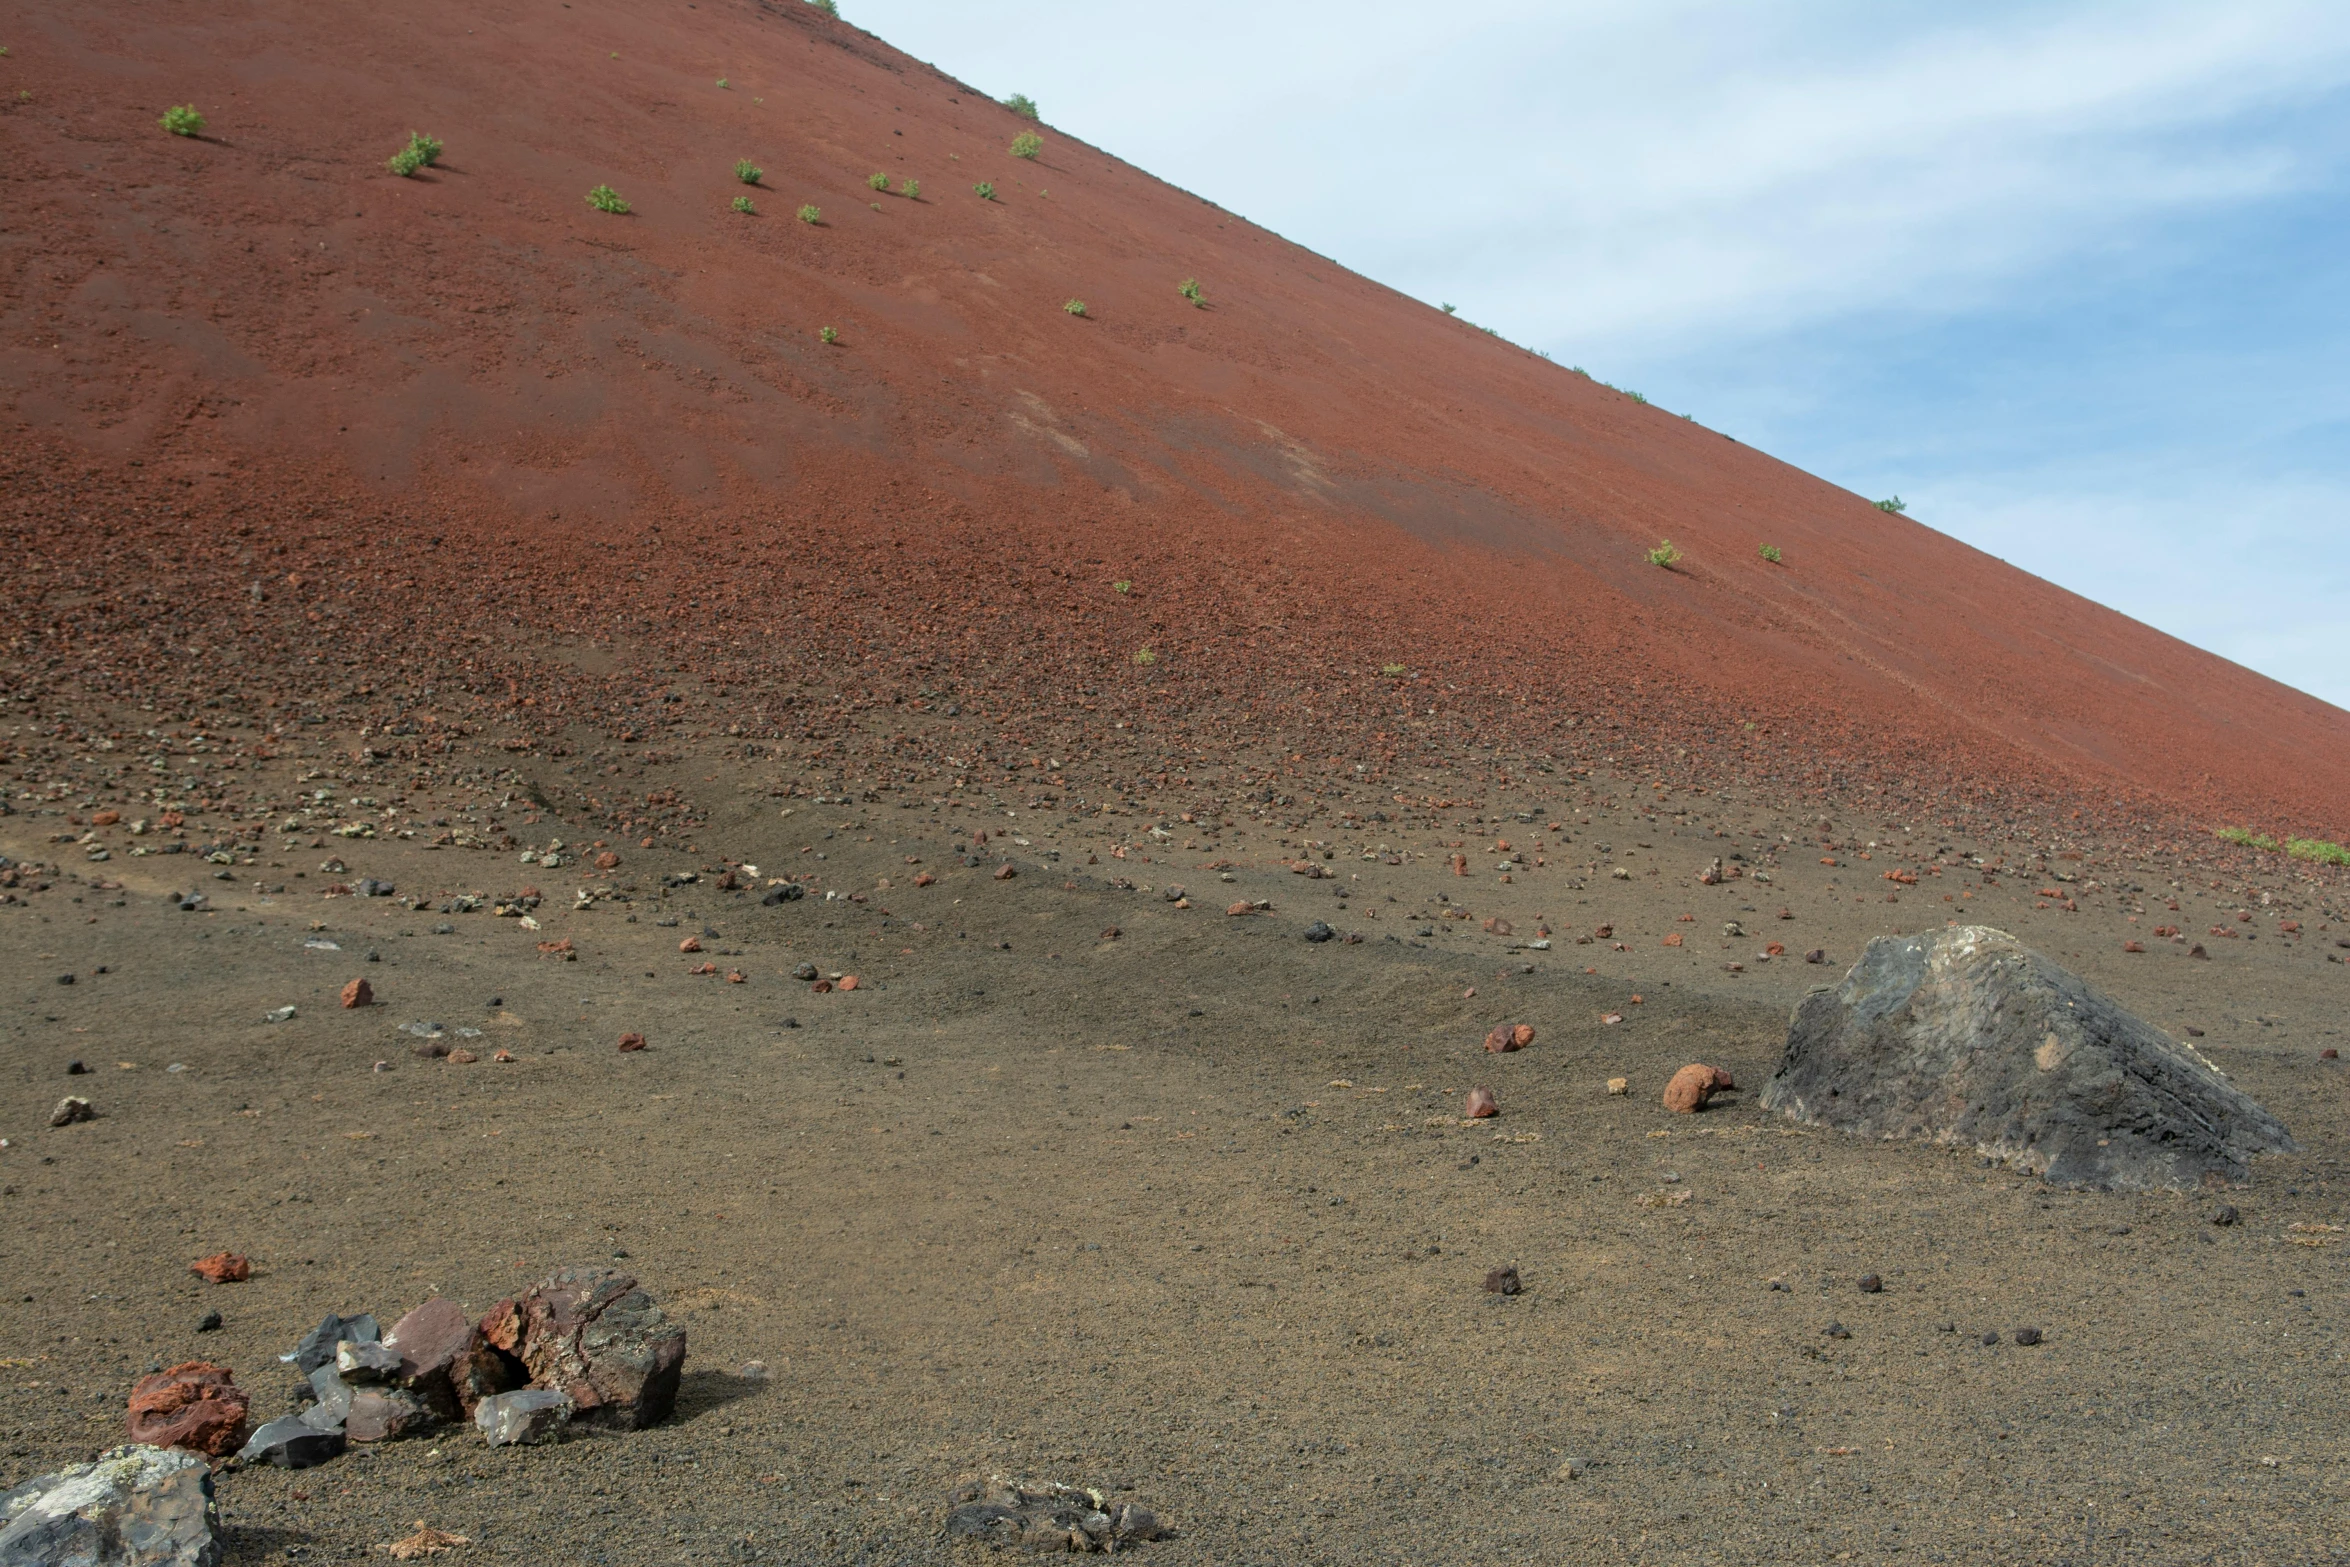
865, 0, 2350, 352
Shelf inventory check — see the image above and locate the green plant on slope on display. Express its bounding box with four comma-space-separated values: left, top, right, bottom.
1132, 646, 1156, 666
1648, 540, 1682, 569
1112, 580, 1132, 594
386, 131, 442, 177
1063, 298, 1088, 317
868, 171, 889, 191
716, 77, 729, 89
820, 325, 839, 344
1441, 302, 1456, 314
732, 194, 755, 214
1010, 131, 1042, 160
1178, 277, 1203, 306
159, 104, 205, 137
901, 177, 920, 199
1381, 663, 1408, 677
2287, 837, 2350, 866
586, 184, 629, 213
1002, 93, 1038, 119
1876, 495, 1907, 513
734, 159, 762, 184
1758, 544, 1783, 564
808, 0, 839, 15
973, 181, 995, 200
797, 203, 822, 224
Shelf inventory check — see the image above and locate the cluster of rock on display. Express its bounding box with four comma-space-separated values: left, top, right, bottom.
943, 1479, 1166, 1553
240, 1266, 685, 1468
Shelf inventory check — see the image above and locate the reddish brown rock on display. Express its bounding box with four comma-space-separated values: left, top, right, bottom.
189, 1252, 250, 1284
482, 1266, 686, 1430
386, 1296, 476, 1419
678, 936, 702, 953
126, 1361, 250, 1456
345, 1386, 431, 1442
341, 977, 372, 1008
595, 850, 621, 870
993, 863, 1016, 879
1483, 1022, 1535, 1053
1465, 1087, 1498, 1119
617, 1032, 647, 1052
1663, 1063, 1735, 1114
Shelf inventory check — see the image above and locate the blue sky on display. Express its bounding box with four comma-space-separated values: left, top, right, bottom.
858, 0, 2350, 708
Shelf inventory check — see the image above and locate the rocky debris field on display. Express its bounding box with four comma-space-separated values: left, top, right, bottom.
2, 709, 2346, 1564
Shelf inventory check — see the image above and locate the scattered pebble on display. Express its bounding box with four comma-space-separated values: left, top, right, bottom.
1483, 1265, 1522, 1296
1464, 1087, 1498, 1119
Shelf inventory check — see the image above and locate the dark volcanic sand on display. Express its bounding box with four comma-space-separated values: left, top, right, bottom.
4, 738, 2346, 1563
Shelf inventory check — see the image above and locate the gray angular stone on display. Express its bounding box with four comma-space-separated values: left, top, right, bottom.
283, 1313, 376, 1375
473, 1388, 574, 1447
1763, 925, 2297, 1190
239, 1416, 344, 1470
305, 1365, 353, 1426
0, 1443, 220, 1565
334, 1340, 401, 1383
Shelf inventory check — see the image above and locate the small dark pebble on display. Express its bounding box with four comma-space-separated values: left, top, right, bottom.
488, 996, 503, 1008
2184, 1026, 2206, 1037
1980, 1331, 2000, 1346
1483, 1265, 1522, 1296
1302, 921, 1336, 943
1857, 1274, 1882, 1293
2211, 1204, 2239, 1226
1804, 949, 1826, 964
65, 1060, 87, 1076
56, 974, 74, 985
2012, 1327, 2043, 1346
1824, 1322, 1850, 1339
196, 1310, 223, 1333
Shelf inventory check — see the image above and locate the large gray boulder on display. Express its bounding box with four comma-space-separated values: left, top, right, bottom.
1763, 925, 2295, 1189
0, 1445, 220, 1566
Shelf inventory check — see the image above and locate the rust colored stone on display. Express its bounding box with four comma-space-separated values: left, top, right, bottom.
1465, 1086, 1498, 1119
678, 936, 702, 953
1663, 1063, 1735, 1114
341, 977, 373, 1008
617, 1032, 647, 1052
189, 1252, 250, 1284
126, 1361, 250, 1456
595, 850, 621, 869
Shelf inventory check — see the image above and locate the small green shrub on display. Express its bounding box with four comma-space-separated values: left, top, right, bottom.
1003, 93, 1038, 119
2287, 837, 2350, 866
1178, 277, 1203, 306
1381, 663, 1408, 677
734, 159, 762, 184
1010, 131, 1042, 160
901, 177, 920, 199
820, 325, 839, 344
732, 194, 755, 214
159, 104, 205, 137
796, 203, 821, 224
1063, 298, 1088, 317
1758, 544, 1783, 564
386, 131, 441, 178
716, 77, 729, 89
1625, 390, 1648, 404
1112, 580, 1132, 594
868, 171, 889, 192
586, 184, 630, 214
973, 181, 995, 200
1133, 646, 1156, 666
808, 0, 839, 14
1876, 496, 1907, 514
1647, 540, 1682, 568
1440, 302, 1456, 314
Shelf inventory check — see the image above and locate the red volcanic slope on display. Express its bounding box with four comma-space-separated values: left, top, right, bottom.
2, 0, 2345, 835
